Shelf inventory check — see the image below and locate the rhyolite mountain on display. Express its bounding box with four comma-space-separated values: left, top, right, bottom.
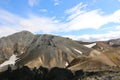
0, 31, 93, 69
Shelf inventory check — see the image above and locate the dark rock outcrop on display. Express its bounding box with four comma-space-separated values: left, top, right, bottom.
0, 66, 120, 80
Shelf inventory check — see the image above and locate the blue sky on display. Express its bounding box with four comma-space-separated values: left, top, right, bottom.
0, 0, 120, 41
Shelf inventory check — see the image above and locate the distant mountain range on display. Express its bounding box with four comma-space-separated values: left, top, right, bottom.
0, 31, 120, 72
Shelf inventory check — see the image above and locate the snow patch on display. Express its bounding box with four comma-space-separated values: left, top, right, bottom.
0, 54, 18, 68
65, 62, 69, 66
84, 43, 96, 48
21, 51, 24, 54
74, 48, 82, 54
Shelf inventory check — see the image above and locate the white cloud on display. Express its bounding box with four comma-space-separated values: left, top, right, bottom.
64, 30, 120, 41
65, 3, 87, 15
54, 0, 61, 6
64, 25, 120, 41
0, 26, 18, 37
19, 15, 60, 33
39, 9, 48, 12
0, 9, 24, 37
64, 3, 120, 31
28, 0, 39, 7
0, 9, 22, 24
115, 26, 120, 30
0, 2, 120, 41
0, 9, 61, 37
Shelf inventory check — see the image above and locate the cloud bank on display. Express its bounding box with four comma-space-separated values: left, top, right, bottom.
0, 2, 120, 41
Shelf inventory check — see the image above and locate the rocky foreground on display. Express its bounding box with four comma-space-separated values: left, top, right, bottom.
0, 66, 120, 80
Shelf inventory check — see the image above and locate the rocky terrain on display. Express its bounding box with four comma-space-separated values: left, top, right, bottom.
0, 66, 120, 80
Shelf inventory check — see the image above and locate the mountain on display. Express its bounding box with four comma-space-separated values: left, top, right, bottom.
67, 41, 120, 71
0, 31, 34, 62
0, 31, 120, 72
0, 31, 120, 80
0, 31, 92, 69
108, 38, 120, 47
